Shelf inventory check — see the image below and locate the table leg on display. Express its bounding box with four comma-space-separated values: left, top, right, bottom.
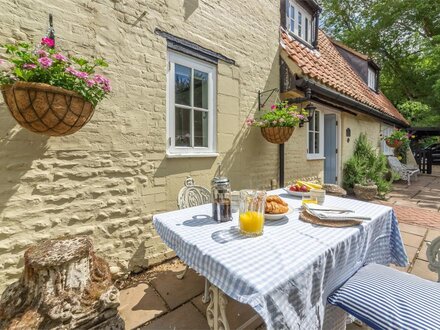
206, 284, 230, 330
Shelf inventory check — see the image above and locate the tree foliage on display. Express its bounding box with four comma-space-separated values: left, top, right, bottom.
320, 0, 440, 127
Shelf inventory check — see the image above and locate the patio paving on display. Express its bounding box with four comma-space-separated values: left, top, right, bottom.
118, 223, 438, 329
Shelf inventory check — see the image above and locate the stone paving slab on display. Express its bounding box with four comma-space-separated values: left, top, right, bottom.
140, 302, 209, 330
150, 266, 205, 310
411, 260, 438, 282
400, 232, 425, 248
118, 283, 167, 330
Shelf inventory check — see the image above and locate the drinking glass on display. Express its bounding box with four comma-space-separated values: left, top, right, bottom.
310, 189, 326, 205
302, 193, 318, 206
239, 190, 266, 236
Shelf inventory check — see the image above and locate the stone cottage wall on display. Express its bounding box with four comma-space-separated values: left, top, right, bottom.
0, 0, 295, 292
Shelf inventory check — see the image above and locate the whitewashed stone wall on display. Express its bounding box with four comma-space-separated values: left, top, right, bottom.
0, 0, 288, 292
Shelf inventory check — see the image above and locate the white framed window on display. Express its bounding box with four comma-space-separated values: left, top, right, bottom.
307, 110, 324, 159
381, 126, 394, 155
167, 51, 216, 156
289, 5, 295, 34
287, 0, 313, 45
368, 66, 377, 90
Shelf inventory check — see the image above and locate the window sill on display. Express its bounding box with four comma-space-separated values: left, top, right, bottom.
166, 152, 219, 159
307, 155, 325, 161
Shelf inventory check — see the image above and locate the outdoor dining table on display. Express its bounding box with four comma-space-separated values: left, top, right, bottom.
153, 189, 408, 330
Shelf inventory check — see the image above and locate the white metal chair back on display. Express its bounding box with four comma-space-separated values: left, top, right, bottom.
387, 156, 419, 185
178, 176, 211, 209
427, 236, 440, 282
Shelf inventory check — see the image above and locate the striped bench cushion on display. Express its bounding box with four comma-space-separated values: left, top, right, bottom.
327, 263, 440, 330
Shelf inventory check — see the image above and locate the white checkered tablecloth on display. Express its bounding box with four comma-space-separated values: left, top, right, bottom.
153, 190, 408, 329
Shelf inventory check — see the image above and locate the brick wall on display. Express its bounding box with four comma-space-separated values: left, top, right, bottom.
0, 0, 287, 291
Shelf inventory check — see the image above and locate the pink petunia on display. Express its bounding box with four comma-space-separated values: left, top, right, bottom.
74, 71, 89, 79
22, 63, 37, 70
65, 66, 76, 74
41, 37, 55, 48
38, 57, 53, 68
36, 49, 49, 57
53, 53, 68, 62
245, 116, 255, 126
86, 79, 96, 87
102, 83, 112, 92
93, 74, 110, 85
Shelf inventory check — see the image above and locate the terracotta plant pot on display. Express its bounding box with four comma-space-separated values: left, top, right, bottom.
260, 126, 294, 144
353, 183, 378, 201
1, 81, 95, 136
386, 139, 403, 149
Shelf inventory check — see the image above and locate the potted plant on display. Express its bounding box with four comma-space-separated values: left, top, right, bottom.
353, 179, 378, 201
245, 101, 304, 144
0, 37, 111, 136
382, 129, 413, 149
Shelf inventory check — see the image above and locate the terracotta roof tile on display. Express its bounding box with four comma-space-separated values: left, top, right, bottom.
280, 30, 408, 125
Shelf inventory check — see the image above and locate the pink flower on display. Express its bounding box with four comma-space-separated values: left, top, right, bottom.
65, 66, 76, 74
22, 63, 37, 70
102, 83, 112, 92
74, 71, 89, 79
86, 79, 96, 87
271, 105, 276, 109
53, 53, 68, 62
93, 74, 109, 85
38, 57, 53, 68
36, 49, 49, 57
41, 37, 55, 48
0, 59, 4, 65
245, 116, 255, 126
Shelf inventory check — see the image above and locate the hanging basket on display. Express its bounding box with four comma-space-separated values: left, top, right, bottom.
385, 139, 403, 149
260, 127, 294, 144
1, 81, 95, 136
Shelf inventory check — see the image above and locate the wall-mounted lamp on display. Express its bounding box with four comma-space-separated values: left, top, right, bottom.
285, 87, 316, 127
346, 128, 351, 142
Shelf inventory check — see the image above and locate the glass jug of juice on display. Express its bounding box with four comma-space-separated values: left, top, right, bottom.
239, 190, 266, 236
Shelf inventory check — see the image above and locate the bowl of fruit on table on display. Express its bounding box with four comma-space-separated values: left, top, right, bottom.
285, 181, 322, 197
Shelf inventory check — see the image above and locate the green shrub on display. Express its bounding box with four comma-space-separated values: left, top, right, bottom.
343, 133, 395, 196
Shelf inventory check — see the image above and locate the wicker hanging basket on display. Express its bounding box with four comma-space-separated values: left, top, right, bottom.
260, 127, 294, 144
385, 139, 403, 149
1, 81, 95, 136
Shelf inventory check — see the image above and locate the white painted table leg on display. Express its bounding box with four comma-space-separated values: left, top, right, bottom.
206, 284, 230, 330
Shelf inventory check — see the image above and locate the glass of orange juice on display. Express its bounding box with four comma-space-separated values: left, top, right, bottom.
239, 190, 266, 236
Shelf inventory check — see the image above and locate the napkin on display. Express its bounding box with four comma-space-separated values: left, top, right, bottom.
304, 204, 371, 222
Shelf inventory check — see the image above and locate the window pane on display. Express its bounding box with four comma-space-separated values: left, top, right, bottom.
305, 18, 309, 42
175, 64, 191, 106
194, 70, 208, 109
315, 133, 319, 153
289, 6, 295, 32
194, 110, 208, 147
314, 111, 320, 131
175, 107, 191, 146
308, 132, 314, 154
298, 12, 302, 37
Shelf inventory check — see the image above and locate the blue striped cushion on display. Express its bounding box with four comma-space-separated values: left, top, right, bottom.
327, 263, 440, 330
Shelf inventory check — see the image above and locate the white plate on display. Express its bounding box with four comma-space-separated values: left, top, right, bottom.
284, 187, 310, 197
264, 207, 294, 220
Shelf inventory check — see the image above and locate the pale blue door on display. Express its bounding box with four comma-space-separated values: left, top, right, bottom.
324, 114, 337, 184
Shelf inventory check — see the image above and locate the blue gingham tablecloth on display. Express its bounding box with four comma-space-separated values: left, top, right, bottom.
153, 190, 408, 329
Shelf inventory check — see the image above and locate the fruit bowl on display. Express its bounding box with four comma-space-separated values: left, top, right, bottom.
284, 188, 310, 197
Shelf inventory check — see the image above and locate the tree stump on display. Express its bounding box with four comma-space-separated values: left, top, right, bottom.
0, 236, 123, 329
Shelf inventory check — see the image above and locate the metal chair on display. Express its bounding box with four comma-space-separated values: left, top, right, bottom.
427, 236, 440, 282
177, 176, 211, 303
387, 156, 420, 185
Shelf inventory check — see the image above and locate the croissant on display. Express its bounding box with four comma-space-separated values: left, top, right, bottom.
265, 195, 289, 214
266, 195, 288, 206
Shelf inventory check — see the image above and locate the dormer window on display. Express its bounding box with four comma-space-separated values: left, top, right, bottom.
368, 65, 378, 91
287, 0, 314, 45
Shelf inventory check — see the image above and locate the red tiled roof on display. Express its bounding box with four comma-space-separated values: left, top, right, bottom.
280, 29, 408, 125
